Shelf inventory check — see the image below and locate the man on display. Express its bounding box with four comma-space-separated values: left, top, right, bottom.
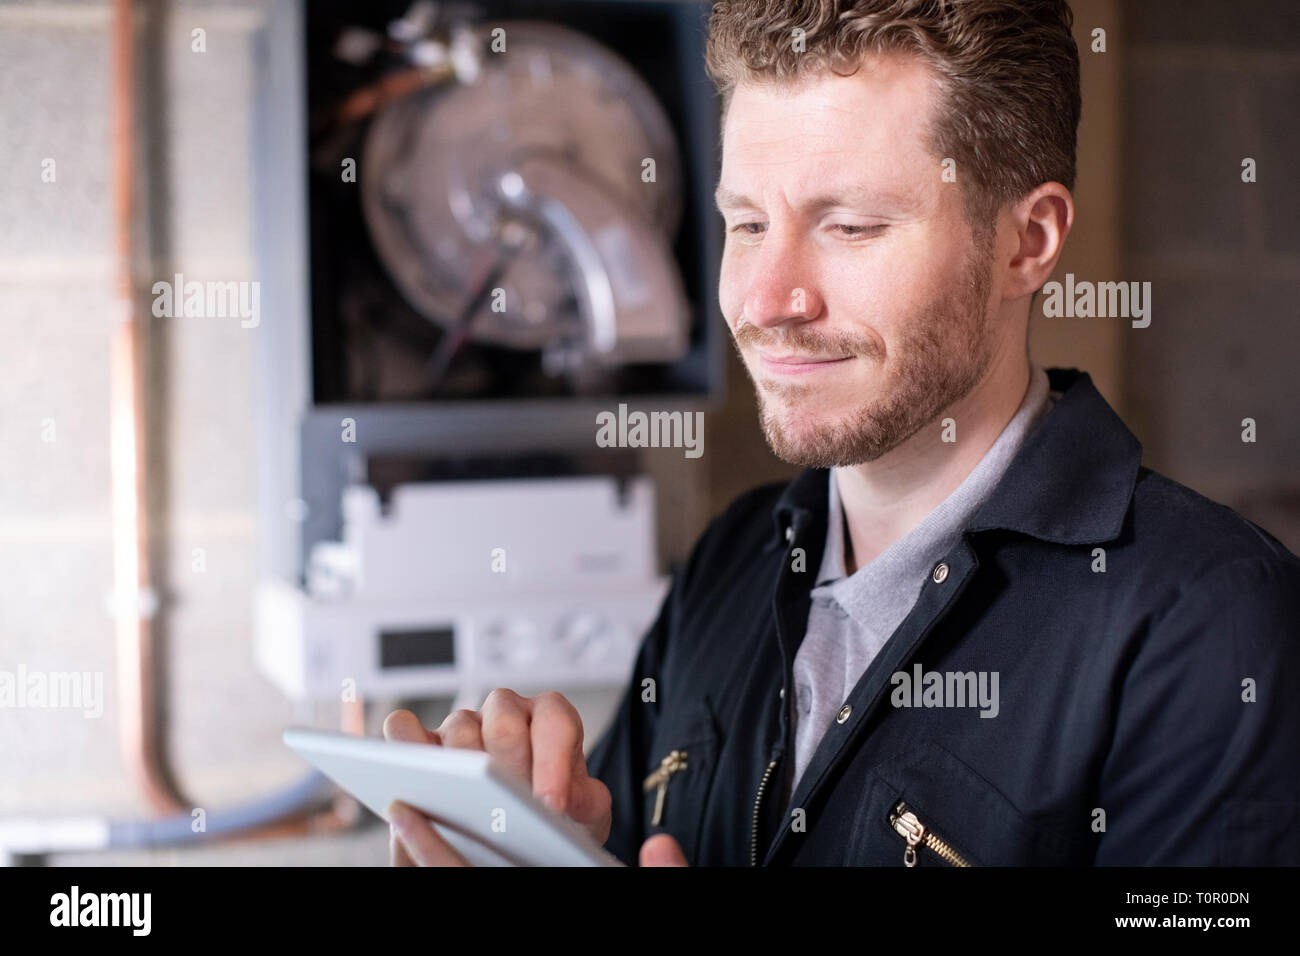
385, 0, 1300, 866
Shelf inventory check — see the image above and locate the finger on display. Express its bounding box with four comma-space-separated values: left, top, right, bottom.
390, 823, 415, 866
436, 708, 484, 750
529, 692, 583, 814
478, 688, 534, 785
383, 709, 441, 745
387, 802, 470, 867
639, 833, 689, 867
566, 774, 613, 841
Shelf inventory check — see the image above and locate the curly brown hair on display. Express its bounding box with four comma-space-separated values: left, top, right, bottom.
705, 0, 1081, 242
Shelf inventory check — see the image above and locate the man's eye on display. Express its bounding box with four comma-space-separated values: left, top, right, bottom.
832, 224, 886, 237
727, 222, 885, 238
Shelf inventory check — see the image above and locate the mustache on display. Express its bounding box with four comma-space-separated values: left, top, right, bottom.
733, 322, 881, 359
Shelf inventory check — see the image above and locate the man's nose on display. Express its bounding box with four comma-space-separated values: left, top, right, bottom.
740, 233, 824, 330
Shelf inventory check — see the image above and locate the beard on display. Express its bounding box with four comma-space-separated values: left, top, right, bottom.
732, 231, 997, 468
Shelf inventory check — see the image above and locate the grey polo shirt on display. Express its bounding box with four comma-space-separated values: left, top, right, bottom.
785, 364, 1059, 799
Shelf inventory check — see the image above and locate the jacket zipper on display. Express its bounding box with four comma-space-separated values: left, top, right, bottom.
889, 800, 971, 867
749, 759, 779, 866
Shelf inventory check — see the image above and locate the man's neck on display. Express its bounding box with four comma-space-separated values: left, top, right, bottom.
837, 347, 1031, 575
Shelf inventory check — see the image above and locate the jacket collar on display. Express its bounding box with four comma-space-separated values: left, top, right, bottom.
770, 367, 1142, 549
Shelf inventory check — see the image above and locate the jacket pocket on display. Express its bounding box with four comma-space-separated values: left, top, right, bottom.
850, 741, 1079, 866
642, 698, 722, 864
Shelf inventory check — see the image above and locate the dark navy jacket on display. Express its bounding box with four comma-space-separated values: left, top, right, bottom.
587, 367, 1300, 866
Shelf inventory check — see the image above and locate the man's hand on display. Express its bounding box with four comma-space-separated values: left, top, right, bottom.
639, 833, 689, 866
383, 690, 614, 866
388, 795, 691, 866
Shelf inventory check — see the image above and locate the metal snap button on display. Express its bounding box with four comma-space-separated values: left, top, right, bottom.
836, 704, 852, 724
932, 562, 949, 583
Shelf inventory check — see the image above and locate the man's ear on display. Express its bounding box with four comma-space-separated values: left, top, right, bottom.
1004, 184, 1074, 301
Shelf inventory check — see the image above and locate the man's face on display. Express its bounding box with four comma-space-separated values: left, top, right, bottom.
716, 54, 1001, 468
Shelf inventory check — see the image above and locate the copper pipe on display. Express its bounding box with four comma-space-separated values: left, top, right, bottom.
110, 0, 187, 817
109, 0, 361, 847
328, 65, 451, 128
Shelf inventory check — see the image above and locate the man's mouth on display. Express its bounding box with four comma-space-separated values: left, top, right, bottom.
756, 350, 854, 375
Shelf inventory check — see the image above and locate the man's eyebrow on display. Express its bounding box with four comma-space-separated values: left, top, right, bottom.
713, 186, 752, 211
713, 184, 917, 213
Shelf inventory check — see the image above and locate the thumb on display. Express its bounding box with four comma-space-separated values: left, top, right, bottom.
639, 833, 689, 867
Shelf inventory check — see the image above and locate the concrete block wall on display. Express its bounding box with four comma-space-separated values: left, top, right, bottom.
3, 0, 388, 864
1121, 0, 1300, 553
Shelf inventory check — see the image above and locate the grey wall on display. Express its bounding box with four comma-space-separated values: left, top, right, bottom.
2, 0, 388, 864
1121, 0, 1300, 553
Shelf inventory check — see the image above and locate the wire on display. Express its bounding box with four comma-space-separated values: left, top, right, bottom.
106, 772, 336, 849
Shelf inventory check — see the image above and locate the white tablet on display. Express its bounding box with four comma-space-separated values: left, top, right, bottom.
283, 727, 624, 867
